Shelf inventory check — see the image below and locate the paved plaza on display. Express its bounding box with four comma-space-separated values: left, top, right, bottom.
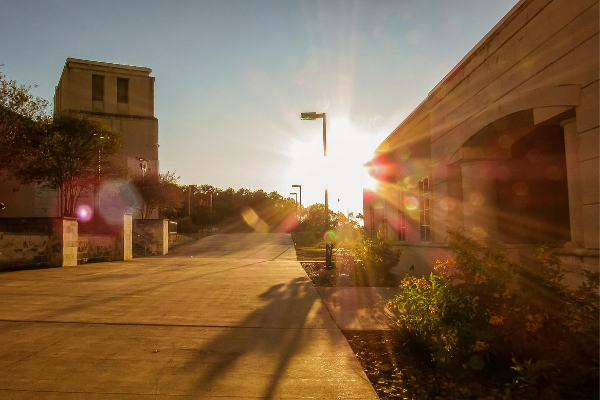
0, 233, 378, 399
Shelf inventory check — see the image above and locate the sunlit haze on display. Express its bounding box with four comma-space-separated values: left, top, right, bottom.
0, 0, 519, 213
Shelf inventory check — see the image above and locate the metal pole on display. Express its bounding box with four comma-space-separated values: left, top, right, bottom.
322, 113, 327, 157
210, 193, 213, 233
188, 185, 191, 233
323, 113, 332, 268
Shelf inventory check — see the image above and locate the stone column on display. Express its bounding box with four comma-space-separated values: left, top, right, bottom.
116, 214, 133, 261
161, 219, 169, 255
50, 218, 78, 267
561, 118, 584, 247
459, 160, 499, 240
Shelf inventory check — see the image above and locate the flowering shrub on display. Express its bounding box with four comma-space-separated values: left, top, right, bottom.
387, 229, 599, 398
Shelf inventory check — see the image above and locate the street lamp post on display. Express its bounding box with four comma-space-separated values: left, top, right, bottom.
290, 192, 298, 225
291, 184, 302, 207
137, 157, 149, 219
300, 112, 332, 268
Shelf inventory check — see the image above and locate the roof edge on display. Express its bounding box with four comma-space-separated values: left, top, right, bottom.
65, 58, 152, 74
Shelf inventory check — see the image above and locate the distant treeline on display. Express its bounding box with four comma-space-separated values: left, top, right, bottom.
164, 185, 298, 233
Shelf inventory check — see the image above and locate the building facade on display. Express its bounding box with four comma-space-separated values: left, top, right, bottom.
364, 0, 599, 276
54, 58, 159, 176
0, 58, 159, 218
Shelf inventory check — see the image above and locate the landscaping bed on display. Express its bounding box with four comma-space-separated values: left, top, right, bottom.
299, 257, 507, 399
343, 330, 505, 400
295, 233, 598, 400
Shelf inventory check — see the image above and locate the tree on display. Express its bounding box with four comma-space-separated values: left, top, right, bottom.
0, 67, 49, 170
297, 203, 339, 239
14, 113, 122, 217
130, 171, 183, 219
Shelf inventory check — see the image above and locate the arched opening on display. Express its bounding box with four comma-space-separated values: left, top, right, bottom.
497, 125, 570, 244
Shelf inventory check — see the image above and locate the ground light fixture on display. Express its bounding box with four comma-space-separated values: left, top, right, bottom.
300, 112, 332, 268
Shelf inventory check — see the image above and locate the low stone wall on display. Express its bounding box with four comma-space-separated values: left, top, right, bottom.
0, 232, 52, 268
78, 234, 117, 263
168, 233, 195, 249
133, 219, 169, 256
0, 216, 132, 269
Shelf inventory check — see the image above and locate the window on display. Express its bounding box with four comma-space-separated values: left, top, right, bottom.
419, 177, 430, 241
92, 74, 104, 101
398, 191, 406, 241
117, 78, 129, 103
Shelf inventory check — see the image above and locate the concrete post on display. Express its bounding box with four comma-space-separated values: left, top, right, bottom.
161, 219, 169, 255
459, 160, 499, 240
116, 214, 133, 261
50, 218, 78, 267
561, 118, 584, 248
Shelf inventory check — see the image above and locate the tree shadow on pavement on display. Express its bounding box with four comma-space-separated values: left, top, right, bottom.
185, 276, 335, 398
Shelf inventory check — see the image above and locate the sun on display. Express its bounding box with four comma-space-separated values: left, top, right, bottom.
285, 114, 379, 214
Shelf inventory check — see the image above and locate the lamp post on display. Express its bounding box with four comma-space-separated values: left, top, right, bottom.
291, 184, 302, 207
137, 157, 149, 219
94, 135, 106, 221
290, 192, 298, 226
188, 185, 192, 230
300, 112, 332, 268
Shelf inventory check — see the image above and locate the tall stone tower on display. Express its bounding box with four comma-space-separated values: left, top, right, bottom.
54, 58, 159, 176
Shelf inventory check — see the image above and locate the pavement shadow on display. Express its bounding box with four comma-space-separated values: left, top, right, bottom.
0, 264, 59, 274
185, 276, 326, 398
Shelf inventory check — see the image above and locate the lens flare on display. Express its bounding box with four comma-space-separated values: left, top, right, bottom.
513, 182, 528, 196
399, 148, 410, 161
469, 192, 485, 206
405, 196, 419, 211
439, 197, 456, 211
98, 180, 139, 225
241, 207, 269, 233
323, 229, 337, 244
76, 204, 93, 222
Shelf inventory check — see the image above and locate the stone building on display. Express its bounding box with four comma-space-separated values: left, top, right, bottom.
0, 58, 159, 218
364, 0, 599, 275
54, 58, 159, 175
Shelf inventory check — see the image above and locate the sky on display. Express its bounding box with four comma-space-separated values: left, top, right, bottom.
0, 0, 518, 214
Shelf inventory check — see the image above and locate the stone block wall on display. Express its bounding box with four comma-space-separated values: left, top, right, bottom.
133, 219, 169, 256
168, 233, 194, 249
78, 234, 117, 263
0, 216, 133, 269
0, 233, 52, 268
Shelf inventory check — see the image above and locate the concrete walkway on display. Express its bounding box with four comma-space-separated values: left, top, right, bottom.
316, 287, 402, 331
0, 233, 377, 399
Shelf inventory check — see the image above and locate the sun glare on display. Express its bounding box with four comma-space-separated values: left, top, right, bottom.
286, 114, 379, 214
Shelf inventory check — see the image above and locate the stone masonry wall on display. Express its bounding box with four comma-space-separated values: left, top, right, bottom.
0, 233, 52, 268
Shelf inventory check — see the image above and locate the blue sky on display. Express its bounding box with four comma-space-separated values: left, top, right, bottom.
0, 0, 518, 213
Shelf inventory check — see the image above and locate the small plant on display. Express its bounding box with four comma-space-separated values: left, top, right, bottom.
351, 232, 401, 286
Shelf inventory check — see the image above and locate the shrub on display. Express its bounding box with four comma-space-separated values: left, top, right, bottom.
351, 233, 401, 286
387, 229, 599, 398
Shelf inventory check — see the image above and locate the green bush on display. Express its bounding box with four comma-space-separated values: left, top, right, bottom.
387, 229, 599, 398
351, 233, 401, 286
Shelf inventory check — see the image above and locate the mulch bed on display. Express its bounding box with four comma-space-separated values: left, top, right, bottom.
301, 261, 337, 286
343, 331, 505, 400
